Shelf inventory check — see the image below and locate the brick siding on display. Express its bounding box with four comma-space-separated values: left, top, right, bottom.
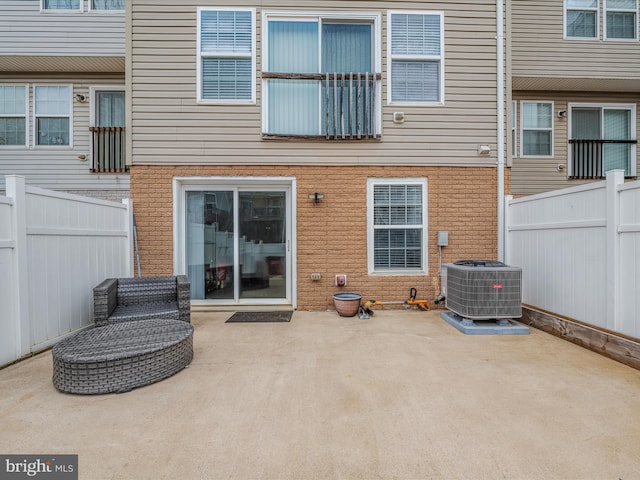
131, 165, 502, 310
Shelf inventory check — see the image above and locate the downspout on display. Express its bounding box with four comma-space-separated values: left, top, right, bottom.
497, 0, 505, 262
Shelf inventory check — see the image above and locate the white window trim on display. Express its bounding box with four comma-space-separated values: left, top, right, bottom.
564, 0, 600, 40
88, 0, 125, 13
520, 100, 554, 158
387, 10, 445, 106
567, 102, 637, 177
89, 85, 125, 167
260, 10, 382, 136
0, 84, 29, 149
40, 0, 83, 12
89, 85, 125, 128
604, 0, 639, 41
33, 84, 73, 149
366, 178, 428, 276
196, 7, 256, 105
172, 176, 297, 308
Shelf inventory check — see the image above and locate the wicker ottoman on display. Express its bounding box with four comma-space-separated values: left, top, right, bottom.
52, 318, 194, 395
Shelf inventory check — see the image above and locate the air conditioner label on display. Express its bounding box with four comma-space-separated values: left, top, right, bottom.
492, 283, 503, 289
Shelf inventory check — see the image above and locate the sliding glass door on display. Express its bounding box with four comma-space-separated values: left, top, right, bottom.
185, 187, 290, 304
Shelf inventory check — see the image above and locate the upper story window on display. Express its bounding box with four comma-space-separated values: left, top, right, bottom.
262, 12, 381, 139
42, 0, 82, 11
569, 104, 637, 178
565, 0, 638, 40
388, 11, 443, 105
521, 101, 554, 157
566, 0, 599, 38
367, 179, 428, 274
605, 0, 638, 39
91, 0, 125, 11
34, 85, 72, 146
0, 85, 28, 147
197, 8, 255, 104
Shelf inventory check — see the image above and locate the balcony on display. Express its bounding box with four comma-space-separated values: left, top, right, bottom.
90, 126, 127, 173
262, 72, 381, 140
568, 139, 637, 179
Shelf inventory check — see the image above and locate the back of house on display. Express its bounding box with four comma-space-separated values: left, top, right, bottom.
128, 0, 504, 310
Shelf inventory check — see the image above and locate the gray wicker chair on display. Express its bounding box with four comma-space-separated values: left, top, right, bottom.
93, 275, 191, 327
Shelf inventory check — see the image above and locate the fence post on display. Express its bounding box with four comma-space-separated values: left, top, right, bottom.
5, 176, 30, 357
605, 169, 624, 332
122, 198, 134, 277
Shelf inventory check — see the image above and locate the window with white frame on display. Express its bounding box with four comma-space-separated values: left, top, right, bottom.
368, 179, 427, 273
91, 0, 125, 11
565, 0, 599, 38
197, 8, 255, 103
42, 0, 82, 11
569, 104, 636, 178
34, 85, 71, 146
605, 0, 638, 39
262, 11, 380, 138
0, 85, 27, 147
521, 101, 553, 157
388, 11, 443, 104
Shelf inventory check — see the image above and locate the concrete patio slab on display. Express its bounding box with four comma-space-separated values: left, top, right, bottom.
1, 310, 640, 480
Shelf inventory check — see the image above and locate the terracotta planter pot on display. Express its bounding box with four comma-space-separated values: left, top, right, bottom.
333, 293, 362, 317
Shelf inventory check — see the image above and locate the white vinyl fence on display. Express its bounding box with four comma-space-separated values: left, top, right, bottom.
506, 170, 640, 339
0, 176, 132, 366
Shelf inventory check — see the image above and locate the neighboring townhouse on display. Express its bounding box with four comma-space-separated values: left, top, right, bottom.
510, 0, 640, 195
0, 0, 128, 201
128, 1, 507, 310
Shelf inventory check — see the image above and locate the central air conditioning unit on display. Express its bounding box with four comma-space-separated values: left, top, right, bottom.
445, 260, 522, 320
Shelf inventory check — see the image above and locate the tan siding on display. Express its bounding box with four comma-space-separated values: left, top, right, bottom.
0, 74, 129, 192
130, 0, 500, 167
511, 0, 640, 80
0, 1, 124, 57
511, 92, 640, 195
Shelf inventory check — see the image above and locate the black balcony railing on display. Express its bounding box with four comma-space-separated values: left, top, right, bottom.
262, 72, 381, 140
568, 139, 636, 179
90, 126, 128, 173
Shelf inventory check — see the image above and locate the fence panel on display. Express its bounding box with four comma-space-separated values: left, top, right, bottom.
0, 176, 131, 366
507, 183, 608, 328
0, 196, 16, 366
25, 187, 131, 350
507, 170, 640, 338
618, 182, 640, 338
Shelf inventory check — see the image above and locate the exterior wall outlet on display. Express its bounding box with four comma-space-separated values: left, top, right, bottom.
335, 274, 347, 287
311, 273, 321, 281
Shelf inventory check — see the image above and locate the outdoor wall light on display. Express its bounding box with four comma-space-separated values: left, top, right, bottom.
74, 94, 87, 102
308, 192, 325, 203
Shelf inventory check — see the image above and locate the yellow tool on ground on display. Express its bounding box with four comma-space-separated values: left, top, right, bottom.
360, 288, 430, 317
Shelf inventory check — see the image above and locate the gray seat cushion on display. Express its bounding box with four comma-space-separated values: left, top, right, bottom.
108, 302, 180, 323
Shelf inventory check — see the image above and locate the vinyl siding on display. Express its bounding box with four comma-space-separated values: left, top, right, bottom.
130, 0, 499, 167
0, 0, 124, 57
0, 74, 129, 193
511, 91, 640, 195
511, 0, 640, 81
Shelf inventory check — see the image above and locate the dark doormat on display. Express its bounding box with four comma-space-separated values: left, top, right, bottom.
226, 311, 293, 323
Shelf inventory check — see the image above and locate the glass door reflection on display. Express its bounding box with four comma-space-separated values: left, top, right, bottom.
239, 191, 287, 299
